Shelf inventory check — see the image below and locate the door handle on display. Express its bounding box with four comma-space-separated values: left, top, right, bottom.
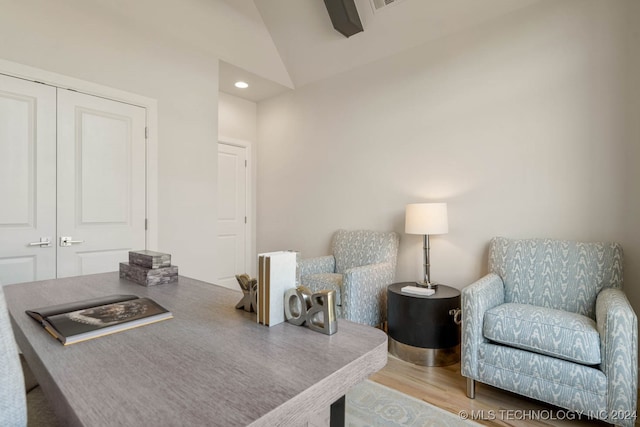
28, 237, 52, 247
449, 308, 462, 326
60, 236, 84, 247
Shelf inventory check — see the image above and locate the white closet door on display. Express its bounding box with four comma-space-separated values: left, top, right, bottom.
0, 75, 56, 285
56, 89, 146, 278
216, 143, 247, 289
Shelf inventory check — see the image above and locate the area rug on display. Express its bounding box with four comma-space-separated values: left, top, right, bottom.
346, 380, 478, 427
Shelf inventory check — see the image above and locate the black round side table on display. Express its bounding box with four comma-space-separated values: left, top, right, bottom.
387, 282, 461, 366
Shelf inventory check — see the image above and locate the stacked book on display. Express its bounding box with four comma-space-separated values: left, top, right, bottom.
27, 294, 173, 345
257, 251, 296, 327
120, 250, 178, 286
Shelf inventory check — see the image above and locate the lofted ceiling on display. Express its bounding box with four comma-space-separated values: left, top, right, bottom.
220, 0, 541, 102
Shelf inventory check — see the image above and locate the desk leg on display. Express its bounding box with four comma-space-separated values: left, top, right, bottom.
330, 395, 345, 427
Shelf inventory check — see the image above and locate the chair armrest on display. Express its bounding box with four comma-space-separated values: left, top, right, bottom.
298, 255, 335, 277
342, 262, 395, 327
596, 288, 638, 423
461, 273, 505, 379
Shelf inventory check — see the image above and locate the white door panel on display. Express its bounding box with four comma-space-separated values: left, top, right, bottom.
0, 75, 56, 285
0, 75, 147, 284
0, 256, 36, 286
76, 249, 132, 276
57, 90, 146, 278
216, 143, 247, 289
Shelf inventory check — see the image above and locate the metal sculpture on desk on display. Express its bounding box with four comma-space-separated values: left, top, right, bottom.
235, 274, 257, 313
284, 286, 337, 335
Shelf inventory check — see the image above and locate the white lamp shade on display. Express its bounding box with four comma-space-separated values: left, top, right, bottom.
405, 203, 448, 235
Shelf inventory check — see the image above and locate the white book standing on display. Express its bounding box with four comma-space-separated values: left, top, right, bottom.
257, 251, 297, 327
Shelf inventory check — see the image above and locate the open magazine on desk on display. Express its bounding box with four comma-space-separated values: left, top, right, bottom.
26, 294, 172, 345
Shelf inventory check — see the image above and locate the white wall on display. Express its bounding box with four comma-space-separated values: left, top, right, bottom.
219, 92, 258, 143
0, 0, 220, 282
257, 0, 640, 309
218, 92, 258, 276
623, 0, 640, 320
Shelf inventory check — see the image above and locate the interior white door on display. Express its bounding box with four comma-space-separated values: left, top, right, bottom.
216, 143, 247, 289
0, 75, 56, 285
56, 89, 146, 278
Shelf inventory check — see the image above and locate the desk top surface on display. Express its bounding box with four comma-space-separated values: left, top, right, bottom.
5, 272, 387, 427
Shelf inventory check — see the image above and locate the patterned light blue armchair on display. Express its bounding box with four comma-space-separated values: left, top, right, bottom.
1, 283, 59, 427
298, 229, 399, 327
1, 283, 27, 426
462, 237, 637, 426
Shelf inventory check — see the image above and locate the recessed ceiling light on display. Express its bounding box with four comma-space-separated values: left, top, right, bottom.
234, 81, 249, 89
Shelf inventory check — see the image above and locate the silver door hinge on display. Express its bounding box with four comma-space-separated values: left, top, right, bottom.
245, 160, 247, 167
245, 217, 247, 224
145, 127, 149, 139
145, 219, 148, 230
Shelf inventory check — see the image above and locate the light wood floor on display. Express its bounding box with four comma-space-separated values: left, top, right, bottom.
370, 354, 637, 426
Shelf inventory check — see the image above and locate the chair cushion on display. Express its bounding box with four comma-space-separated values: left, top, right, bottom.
483, 303, 601, 365
302, 273, 343, 306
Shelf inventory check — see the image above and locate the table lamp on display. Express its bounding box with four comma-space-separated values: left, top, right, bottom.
405, 203, 448, 289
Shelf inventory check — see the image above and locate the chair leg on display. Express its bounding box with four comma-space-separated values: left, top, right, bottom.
466, 378, 476, 399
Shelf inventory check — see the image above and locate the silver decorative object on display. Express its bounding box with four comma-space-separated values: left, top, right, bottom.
284, 286, 338, 335
235, 274, 258, 313
284, 286, 313, 326
307, 290, 338, 335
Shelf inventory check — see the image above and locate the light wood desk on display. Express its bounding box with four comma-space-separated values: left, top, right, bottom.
4, 273, 387, 426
